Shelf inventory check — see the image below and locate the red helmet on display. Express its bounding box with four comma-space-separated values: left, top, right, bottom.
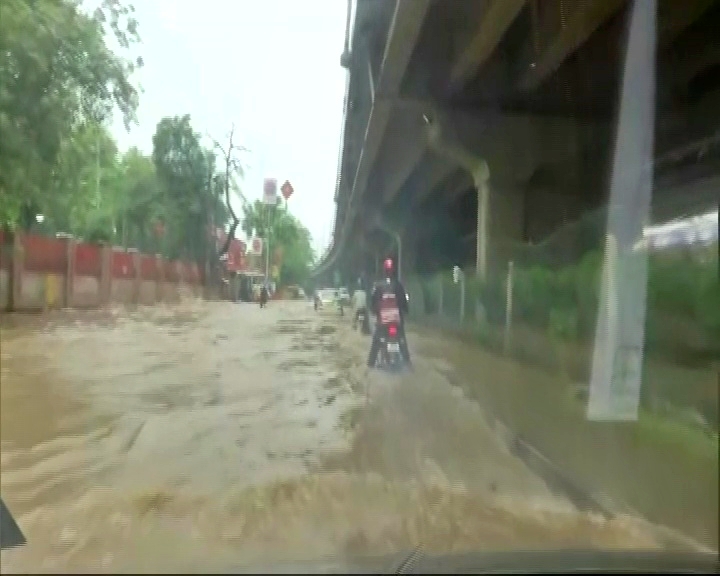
383, 258, 394, 274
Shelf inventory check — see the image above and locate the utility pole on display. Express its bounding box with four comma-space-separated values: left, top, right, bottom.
264, 204, 271, 283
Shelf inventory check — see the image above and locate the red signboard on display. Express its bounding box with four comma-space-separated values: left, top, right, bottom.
226, 238, 247, 272
281, 180, 294, 200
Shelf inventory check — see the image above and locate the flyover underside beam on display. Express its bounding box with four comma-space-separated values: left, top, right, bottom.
378, 106, 428, 204
519, 0, 626, 91
413, 157, 458, 206
348, 0, 430, 216
450, 0, 526, 91
381, 105, 595, 207
519, 0, 714, 92
316, 0, 430, 278
657, 0, 716, 48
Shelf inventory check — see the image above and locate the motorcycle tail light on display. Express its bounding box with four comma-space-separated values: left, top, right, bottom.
388, 324, 398, 338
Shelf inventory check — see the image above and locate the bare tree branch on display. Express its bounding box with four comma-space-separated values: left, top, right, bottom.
208, 124, 249, 257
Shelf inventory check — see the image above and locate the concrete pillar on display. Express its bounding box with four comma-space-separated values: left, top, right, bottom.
99, 244, 112, 306
472, 161, 491, 283
425, 114, 492, 282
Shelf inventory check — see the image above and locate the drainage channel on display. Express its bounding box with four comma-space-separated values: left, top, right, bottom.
437, 367, 712, 553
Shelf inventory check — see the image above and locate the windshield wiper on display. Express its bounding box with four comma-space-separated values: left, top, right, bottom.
0, 497, 26, 550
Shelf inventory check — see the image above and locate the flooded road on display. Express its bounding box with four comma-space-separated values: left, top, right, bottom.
0, 301, 700, 572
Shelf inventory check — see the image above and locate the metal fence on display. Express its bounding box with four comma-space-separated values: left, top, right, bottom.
405, 209, 719, 431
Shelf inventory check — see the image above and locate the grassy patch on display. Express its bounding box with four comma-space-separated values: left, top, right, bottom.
562, 383, 718, 462
635, 410, 719, 461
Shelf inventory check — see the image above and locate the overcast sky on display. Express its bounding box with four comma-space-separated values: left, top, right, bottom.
108, 0, 347, 255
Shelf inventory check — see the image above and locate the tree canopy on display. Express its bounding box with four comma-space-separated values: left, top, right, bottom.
0, 0, 141, 226
242, 200, 315, 286
0, 0, 316, 287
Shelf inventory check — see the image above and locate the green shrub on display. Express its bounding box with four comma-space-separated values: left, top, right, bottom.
548, 307, 579, 341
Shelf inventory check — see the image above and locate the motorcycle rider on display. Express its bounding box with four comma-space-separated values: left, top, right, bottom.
259, 284, 269, 308
352, 278, 370, 333
367, 258, 411, 368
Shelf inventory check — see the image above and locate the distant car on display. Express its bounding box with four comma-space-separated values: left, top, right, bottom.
316, 288, 337, 308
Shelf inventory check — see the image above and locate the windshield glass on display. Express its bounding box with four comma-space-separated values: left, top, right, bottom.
1, 0, 718, 572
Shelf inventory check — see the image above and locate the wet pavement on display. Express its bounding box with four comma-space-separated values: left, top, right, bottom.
0, 300, 704, 572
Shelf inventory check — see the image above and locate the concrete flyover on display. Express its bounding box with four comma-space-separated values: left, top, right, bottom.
314, 0, 720, 284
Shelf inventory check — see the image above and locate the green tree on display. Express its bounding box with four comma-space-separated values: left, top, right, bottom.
49, 122, 122, 240
113, 147, 163, 250
151, 115, 233, 264
0, 0, 244, 279
0, 0, 141, 228
241, 200, 315, 286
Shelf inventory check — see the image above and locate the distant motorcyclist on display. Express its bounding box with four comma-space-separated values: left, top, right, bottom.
259, 284, 269, 308
352, 278, 371, 334
367, 258, 411, 368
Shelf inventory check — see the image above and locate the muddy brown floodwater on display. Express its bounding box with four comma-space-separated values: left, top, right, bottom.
0, 300, 706, 572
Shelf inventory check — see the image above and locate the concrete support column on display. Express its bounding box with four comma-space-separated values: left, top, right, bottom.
426, 114, 492, 282
472, 161, 491, 283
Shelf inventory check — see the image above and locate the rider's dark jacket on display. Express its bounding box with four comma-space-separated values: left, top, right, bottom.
370, 278, 409, 323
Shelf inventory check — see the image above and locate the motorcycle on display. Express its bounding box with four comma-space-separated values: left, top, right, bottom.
353, 308, 371, 335
376, 323, 406, 371
259, 288, 269, 308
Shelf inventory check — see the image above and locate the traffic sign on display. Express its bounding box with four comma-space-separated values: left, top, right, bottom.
281, 180, 294, 200
263, 178, 277, 205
